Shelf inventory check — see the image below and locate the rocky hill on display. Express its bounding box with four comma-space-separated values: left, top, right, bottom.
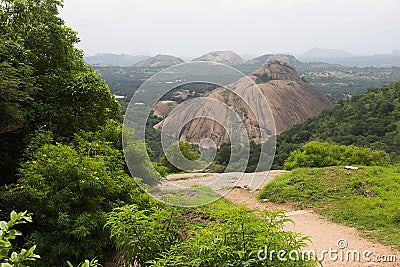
244, 54, 302, 68
192, 51, 244, 65
155, 60, 333, 146
134, 54, 184, 68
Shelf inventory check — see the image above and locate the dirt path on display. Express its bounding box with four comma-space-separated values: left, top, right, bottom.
223, 171, 400, 267
168, 170, 400, 266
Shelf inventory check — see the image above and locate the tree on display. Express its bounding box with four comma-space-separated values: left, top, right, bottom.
274, 82, 400, 168
0, 0, 121, 184
0, 129, 153, 266
160, 142, 200, 173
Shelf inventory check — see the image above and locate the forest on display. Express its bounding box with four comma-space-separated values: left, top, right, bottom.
273, 82, 400, 168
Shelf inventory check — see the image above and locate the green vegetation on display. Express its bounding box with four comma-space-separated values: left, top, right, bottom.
208, 140, 275, 173
0, 1, 156, 265
0, 210, 103, 267
274, 82, 400, 169
299, 66, 400, 100
0, 124, 154, 266
67, 259, 102, 267
0, 0, 120, 184
259, 166, 400, 249
107, 200, 318, 266
283, 141, 389, 170
160, 142, 201, 173
0, 211, 40, 266
1, 1, 315, 266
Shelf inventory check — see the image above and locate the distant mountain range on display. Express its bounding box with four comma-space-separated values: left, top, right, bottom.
85, 48, 400, 68
84, 53, 149, 67
300, 48, 355, 58
298, 48, 400, 67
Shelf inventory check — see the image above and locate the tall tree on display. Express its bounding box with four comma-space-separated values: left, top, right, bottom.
0, 0, 120, 184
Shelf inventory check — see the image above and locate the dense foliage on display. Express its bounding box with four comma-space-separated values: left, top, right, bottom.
0, 211, 40, 266
259, 165, 400, 249
0, 211, 103, 267
0, 124, 154, 266
0, 1, 157, 265
273, 82, 400, 169
160, 142, 201, 173
107, 201, 318, 267
283, 141, 389, 170
0, 0, 120, 184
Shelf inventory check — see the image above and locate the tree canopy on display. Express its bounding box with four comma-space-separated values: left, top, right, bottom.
273, 82, 400, 169
0, 0, 120, 183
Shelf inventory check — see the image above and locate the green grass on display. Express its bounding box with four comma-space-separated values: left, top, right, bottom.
258, 165, 400, 249
160, 185, 223, 207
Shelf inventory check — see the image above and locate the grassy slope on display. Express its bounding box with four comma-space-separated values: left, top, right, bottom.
258, 165, 400, 248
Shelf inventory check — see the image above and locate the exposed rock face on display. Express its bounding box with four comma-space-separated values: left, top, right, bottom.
155, 60, 333, 146
153, 101, 178, 117
252, 60, 299, 81
134, 54, 184, 68
192, 51, 244, 65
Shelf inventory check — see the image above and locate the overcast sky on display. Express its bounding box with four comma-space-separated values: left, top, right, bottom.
59, 0, 400, 58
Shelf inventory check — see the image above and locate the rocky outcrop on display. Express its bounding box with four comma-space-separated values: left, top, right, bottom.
252, 60, 300, 81
134, 54, 184, 68
155, 60, 333, 146
153, 101, 178, 118
192, 51, 244, 65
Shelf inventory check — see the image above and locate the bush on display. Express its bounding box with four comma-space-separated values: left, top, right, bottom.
0, 211, 40, 266
0, 131, 153, 266
107, 204, 184, 266
107, 201, 318, 266
283, 141, 390, 170
160, 142, 201, 173
0, 210, 101, 267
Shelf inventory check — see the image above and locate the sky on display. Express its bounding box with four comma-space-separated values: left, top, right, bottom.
59, 0, 400, 58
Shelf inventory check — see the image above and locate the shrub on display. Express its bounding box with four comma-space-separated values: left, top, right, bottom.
284, 141, 390, 170
107, 201, 318, 266
0, 134, 153, 266
160, 142, 201, 173
0, 211, 40, 266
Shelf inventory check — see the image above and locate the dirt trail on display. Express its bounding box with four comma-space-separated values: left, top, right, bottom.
223, 171, 400, 267
169, 170, 400, 267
